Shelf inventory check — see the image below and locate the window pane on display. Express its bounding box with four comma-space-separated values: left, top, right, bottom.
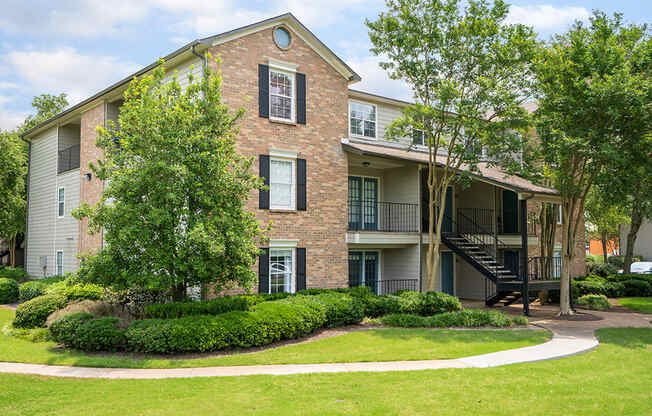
56, 252, 63, 275
271, 95, 292, 120
58, 188, 64, 201
364, 121, 375, 138
350, 118, 362, 135
271, 184, 292, 206
271, 160, 292, 183
270, 249, 293, 294
270, 159, 293, 208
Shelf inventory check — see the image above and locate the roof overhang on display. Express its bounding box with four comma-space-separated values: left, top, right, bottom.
342, 138, 560, 201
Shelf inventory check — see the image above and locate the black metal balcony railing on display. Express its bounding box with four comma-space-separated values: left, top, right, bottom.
457, 207, 537, 236
348, 199, 419, 232
57, 144, 80, 174
350, 279, 420, 295
528, 256, 562, 281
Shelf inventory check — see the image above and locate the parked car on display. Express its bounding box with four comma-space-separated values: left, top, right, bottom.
630, 262, 652, 274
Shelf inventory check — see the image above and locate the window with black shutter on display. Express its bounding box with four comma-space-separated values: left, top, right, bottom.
259, 155, 270, 209
296, 248, 306, 291
297, 158, 306, 211
258, 64, 269, 118
258, 248, 270, 294
296, 73, 306, 124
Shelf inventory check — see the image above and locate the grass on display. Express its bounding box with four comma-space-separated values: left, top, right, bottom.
618, 297, 652, 314
0, 328, 650, 415
0, 308, 549, 369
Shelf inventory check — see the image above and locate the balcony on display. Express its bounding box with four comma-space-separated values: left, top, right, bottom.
457, 207, 536, 236
347, 199, 419, 233
57, 144, 80, 174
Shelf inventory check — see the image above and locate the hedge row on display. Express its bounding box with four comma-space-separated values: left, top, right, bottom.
0, 278, 19, 303
50, 292, 364, 354
573, 274, 652, 298
380, 309, 528, 328
361, 291, 463, 318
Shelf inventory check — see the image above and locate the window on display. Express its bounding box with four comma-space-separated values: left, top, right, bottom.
270, 248, 294, 293
57, 187, 65, 217
269, 69, 294, 121
349, 101, 376, 138
274, 27, 291, 48
412, 128, 425, 146
56, 251, 63, 276
270, 157, 295, 210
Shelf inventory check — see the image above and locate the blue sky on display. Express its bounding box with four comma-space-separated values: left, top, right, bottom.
0, 0, 649, 130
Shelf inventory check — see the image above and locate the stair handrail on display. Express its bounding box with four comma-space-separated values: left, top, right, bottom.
452, 209, 509, 249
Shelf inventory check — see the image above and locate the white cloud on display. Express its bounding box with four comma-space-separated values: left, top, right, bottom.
4, 48, 140, 105
0, 82, 19, 89
347, 55, 412, 102
506, 5, 590, 30
0, 107, 28, 131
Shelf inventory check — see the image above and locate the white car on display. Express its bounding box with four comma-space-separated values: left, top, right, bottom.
630, 262, 652, 274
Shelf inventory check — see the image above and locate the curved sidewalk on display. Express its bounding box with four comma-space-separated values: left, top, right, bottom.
0, 327, 598, 379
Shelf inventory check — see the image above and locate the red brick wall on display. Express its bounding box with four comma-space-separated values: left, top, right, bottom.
208, 27, 350, 292
78, 103, 105, 256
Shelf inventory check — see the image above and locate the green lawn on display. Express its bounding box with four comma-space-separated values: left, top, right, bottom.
618, 297, 652, 314
0, 328, 650, 415
0, 308, 549, 368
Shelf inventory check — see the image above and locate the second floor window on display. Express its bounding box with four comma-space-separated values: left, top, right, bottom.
349, 101, 376, 138
412, 129, 425, 146
57, 187, 65, 217
270, 158, 295, 210
270, 69, 294, 121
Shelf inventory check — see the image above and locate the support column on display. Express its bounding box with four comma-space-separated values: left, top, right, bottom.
520, 198, 530, 316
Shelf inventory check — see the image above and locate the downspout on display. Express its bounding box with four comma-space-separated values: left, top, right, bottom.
23, 137, 32, 270
191, 43, 207, 68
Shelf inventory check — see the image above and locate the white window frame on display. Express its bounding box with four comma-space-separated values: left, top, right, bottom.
57, 186, 65, 218
269, 68, 295, 122
557, 205, 563, 225
269, 245, 296, 294
269, 156, 296, 211
348, 100, 377, 139
56, 250, 64, 276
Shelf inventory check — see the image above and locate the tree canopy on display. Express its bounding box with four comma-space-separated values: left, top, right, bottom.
74, 57, 268, 299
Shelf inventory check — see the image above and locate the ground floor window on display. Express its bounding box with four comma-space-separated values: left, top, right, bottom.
270, 248, 294, 293
348, 251, 380, 294
56, 251, 63, 276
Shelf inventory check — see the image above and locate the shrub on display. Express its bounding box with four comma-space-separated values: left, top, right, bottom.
621, 279, 652, 297
18, 281, 47, 303
362, 291, 462, 318
573, 280, 624, 298
0, 266, 29, 282
606, 256, 642, 269
586, 262, 618, 277
45, 300, 134, 328
13, 294, 68, 328
73, 317, 127, 351
144, 296, 255, 319
0, 277, 19, 303
606, 274, 652, 285
381, 309, 527, 328
306, 293, 364, 327
49, 313, 94, 347
101, 287, 169, 318
577, 294, 610, 311
44, 280, 103, 302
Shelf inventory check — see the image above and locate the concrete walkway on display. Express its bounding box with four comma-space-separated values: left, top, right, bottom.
0, 304, 648, 379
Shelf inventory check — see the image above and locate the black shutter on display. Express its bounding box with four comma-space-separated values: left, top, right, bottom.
258, 248, 270, 294
258, 64, 269, 118
297, 158, 306, 211
296, 72, 306, 124
259, 155, 270, 209
296, 248, 306, 291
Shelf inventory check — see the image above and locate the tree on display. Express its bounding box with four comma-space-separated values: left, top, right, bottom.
585, 188, 629, 263
73, 57, 269, 300
0, 94, 68, 267
366, 0, 537, 291
533, 12, 649, 314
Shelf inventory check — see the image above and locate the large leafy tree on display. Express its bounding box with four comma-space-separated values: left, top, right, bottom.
74, 57, 268, 300
0, 94, 68, 266
534, 12, 649, 314
366, 0, 537, 291
585, 188, 629, 264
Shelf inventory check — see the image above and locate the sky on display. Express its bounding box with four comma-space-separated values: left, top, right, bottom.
0, 0, 649, 130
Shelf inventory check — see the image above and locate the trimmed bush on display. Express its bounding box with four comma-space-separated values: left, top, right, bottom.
607, 256, 642, 269
362, 291, 462, 318
621, 279, 652, 297
44, 280, 103, 302
13, 294, 68, 328
0, 277, 19, 303
586, 262, 618, 277
18, 280, 47, 303
145, 296, 254, 319
577, 294, 610, 311
74, 317, 126, 351
381, 310, 527, 328
573, 279, 624, 298
49, 313, 94, 347
0, 266, 29, 282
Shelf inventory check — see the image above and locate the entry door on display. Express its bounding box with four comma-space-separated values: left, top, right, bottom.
348, 176, 378, 230
364, 252, 379, 294
348, 251, 379, 294
441, 252, 454, 295
502, 190, 518, 234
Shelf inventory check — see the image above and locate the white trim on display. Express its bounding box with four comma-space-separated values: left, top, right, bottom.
268, 58, 298, 73
270, 239, 299, 248
269, 156, 296, 210
557, 205, 563, 225
57, 186, 65, 218
55, 250, 64, 276
269, 148, 299, 159
348, 100, 378, 140
269, 68, 296, 123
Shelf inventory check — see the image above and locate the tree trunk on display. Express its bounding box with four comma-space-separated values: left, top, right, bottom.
9, 235, 16, 268
538, 203, 557, 280
601, 231, 608, 264
624, 203, 643, 274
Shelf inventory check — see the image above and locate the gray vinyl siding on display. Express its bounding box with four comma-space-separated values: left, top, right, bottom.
382, 245, 419, 282
55, 169, 80, 274
348, 99, 413, 146
383, 165, 419, 203
455, 260, 485, 300
162, 57, 203, 90
620, 219, 652, 261
26, 127, 58, 277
